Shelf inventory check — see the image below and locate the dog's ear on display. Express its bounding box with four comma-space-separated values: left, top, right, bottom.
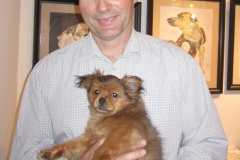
75, 75, 93, 89
75, 70, 103, 89
190, 14, 198, 22
122, 76, 143, 95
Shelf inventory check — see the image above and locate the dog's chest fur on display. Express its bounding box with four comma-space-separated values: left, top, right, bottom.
86, 102, 162, 160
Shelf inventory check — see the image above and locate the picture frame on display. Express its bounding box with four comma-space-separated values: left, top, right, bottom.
227, 0, 240, 90
146, 0, 225, 94
33, 0, 142, 66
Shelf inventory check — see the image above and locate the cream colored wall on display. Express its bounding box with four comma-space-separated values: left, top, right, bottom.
17, 0, 35, 100
1, 0, 239, 159
0, 0, 20, 160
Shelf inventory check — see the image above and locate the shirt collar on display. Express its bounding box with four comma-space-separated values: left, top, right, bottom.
121, 29, 140, 58
78, 28, 140, 62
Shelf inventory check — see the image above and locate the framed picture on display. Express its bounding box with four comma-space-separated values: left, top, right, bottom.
33, 0, 142, 66
227, 0, 240, 90
146, 0, 225, 94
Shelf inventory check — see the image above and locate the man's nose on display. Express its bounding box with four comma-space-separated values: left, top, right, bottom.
96, 0, 112, 13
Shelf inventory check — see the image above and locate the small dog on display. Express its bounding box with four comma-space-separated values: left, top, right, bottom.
37, 71, 162, 160
167, 12, 206, 73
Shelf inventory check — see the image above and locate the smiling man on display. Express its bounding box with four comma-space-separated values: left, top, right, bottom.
79, 0, 136, 61
10, 0, 228, 159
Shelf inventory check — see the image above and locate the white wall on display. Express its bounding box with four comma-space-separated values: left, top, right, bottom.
0, 0, 239, 159
0, 0, 20, 159
17, 0, 35, 100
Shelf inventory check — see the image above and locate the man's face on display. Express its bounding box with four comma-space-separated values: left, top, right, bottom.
79, 0, 137, 41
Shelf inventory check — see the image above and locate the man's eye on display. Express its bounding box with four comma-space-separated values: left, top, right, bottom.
94, 90, 100, 94
112, 93, 118, 98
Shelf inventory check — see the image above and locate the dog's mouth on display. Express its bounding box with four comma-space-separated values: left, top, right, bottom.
94, 98, 113, 113
167, 18, 176, 26
96, 105, 112, 113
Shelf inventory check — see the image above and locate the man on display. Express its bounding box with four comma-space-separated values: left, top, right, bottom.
10, 0, 228, 159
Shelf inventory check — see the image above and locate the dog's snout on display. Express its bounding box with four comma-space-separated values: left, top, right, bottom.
167, 18, 174, 25
99, 98, 106, 105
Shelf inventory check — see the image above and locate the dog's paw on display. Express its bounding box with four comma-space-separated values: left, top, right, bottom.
37, 149, 53, 160
37, 147, 63, 160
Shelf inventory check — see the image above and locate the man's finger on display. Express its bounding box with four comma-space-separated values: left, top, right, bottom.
116, 149, 146, 160
116, 140, 147, 160
91, 138, 105, 152
136, 140, 146, 148
80, 138, 105, 160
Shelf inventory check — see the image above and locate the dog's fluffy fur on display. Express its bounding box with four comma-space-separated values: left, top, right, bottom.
37, 71, 161, 160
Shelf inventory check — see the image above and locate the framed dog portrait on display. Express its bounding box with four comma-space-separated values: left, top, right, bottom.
146, 0, 225, 94
227, 0, 240, 90
33, 0, 142, 66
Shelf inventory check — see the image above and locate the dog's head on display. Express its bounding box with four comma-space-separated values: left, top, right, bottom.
76, 70, 143, 115
167, 12, 198, 30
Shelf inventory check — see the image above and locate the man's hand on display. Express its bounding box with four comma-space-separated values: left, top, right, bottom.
116, 140, 146, 160
80, 139, 146, 160
80, 138, 105, 160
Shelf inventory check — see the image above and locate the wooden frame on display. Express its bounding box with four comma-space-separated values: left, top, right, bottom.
33, 0, 142, 66
227, 0, 240, 90
147, 0, 225, 94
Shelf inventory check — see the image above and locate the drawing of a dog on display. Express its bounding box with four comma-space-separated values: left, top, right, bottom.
37, 71, 162, 160
57, 22, 89, 48
167, 12, 206, 73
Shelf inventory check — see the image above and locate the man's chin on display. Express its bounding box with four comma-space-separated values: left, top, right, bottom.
93, 30, 122, 41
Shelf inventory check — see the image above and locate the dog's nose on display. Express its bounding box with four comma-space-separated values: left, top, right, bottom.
99, 98, 106, 105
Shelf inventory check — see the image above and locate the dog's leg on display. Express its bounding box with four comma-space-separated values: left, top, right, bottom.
37, 132, 97, 160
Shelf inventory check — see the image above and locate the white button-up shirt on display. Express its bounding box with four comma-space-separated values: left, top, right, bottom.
10, 29, 228, 159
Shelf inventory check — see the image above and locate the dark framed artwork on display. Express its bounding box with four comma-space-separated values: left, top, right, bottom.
33, 0, 142, 66
146, 0, 225, 94
227, 0, 240, 90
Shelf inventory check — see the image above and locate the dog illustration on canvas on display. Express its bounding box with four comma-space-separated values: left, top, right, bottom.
57, 22, 89, 48
167, 12, 206, 73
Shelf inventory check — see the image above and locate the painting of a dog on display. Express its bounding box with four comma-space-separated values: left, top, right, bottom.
57, 22, 89, 48
167, 12, 206, 73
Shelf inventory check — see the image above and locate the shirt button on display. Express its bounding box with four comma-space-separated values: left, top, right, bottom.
112, 67, 115, 71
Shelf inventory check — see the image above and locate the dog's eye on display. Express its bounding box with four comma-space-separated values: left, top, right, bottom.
111, 93, 118, 98
94, 90, 100, 95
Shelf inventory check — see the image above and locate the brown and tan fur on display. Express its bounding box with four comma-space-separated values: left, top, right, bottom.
37, 71, 162, 160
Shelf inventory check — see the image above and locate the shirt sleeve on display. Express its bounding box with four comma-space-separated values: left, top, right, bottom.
177, 52, 228, 159
9, 63, 55, 159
